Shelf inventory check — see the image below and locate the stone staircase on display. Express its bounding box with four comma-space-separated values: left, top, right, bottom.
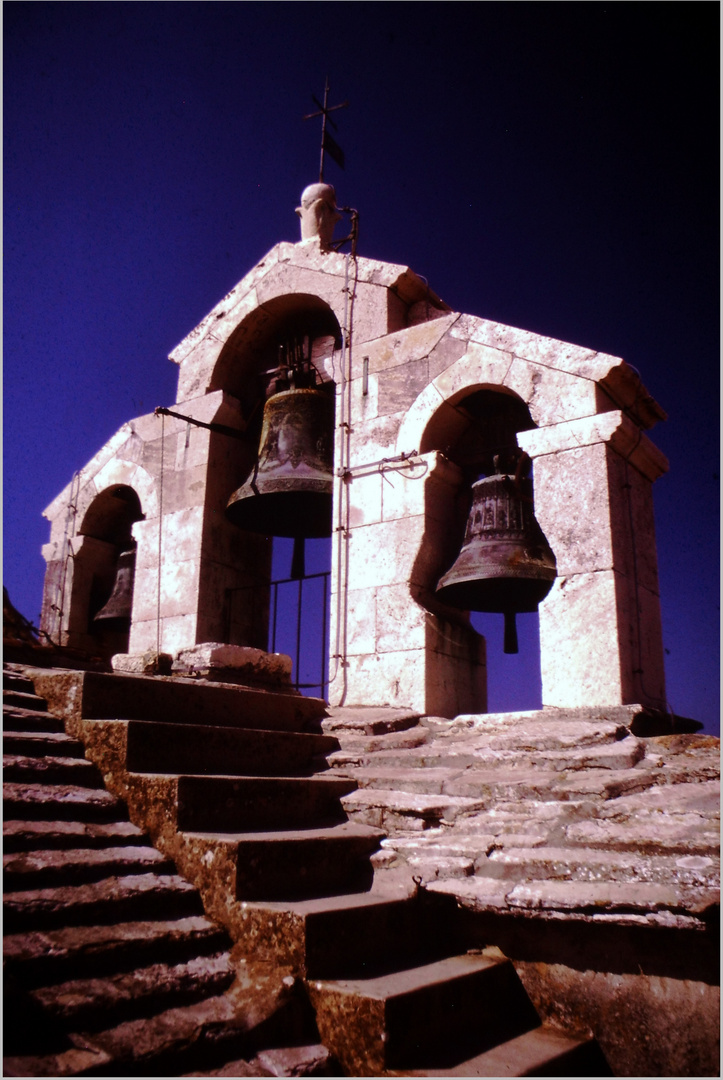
2, 664, 612, 1077
325, 707, 720, 926
2, 669, 328, 1077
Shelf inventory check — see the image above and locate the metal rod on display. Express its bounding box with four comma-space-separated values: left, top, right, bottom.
321, 570, 329, 692
295, 578, 303, 689
271, 582, 279, 654
154, 406, 245, 441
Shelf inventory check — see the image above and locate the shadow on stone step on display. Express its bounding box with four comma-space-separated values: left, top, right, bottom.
3, 973, 74, 1058
305, 888, 467, 981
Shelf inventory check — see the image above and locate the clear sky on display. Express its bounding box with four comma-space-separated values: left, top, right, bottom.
4, 2, 719, 731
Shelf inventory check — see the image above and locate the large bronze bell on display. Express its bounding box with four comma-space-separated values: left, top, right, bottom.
94, 547, 136, 625
436, 473, 556, 653
226, 385, 334, 539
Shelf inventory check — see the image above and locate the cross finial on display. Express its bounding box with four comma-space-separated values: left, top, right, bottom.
303, 77, 348, 182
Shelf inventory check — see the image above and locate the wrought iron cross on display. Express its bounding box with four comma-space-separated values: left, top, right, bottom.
303, 77, 349, 182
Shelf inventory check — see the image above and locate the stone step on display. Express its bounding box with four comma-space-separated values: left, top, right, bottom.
549, 767, 660, 801
184, 821, 384, 902
405, 1024, 611, 1077
3, 817, 147, 853
38, 668, 326, 733
380, 832, 553, 882
344, 766, 467, 795
4, 844, 175, 891
4, 872, 203, 933
122, 718, 338, 777
251, 1043, 334, 1077
3, 730, 87, 758
565, 817, 722, 855
4, 916, 230, 986
3, 753, 104, 787
480, 845, 720, 888
3, 671, 36, 693
308, 952, 540, 1075
4, 975, 315, 1077
327, 727, 429, 759
322, 706, 421, 737
240, 888, 464, 979
29, 951, 236, 1032
341, 787, 486, 830
340, 738, 647, 774
4, 782, 127, 822
3, 688, 47, 711
429, 875, 720, 922
174, 774, 357, 832
2, 705, 65, 733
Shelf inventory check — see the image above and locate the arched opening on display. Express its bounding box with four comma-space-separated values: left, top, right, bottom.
422, 388, 555, 712
72, 485, 144, 661
209, 296, 341, 698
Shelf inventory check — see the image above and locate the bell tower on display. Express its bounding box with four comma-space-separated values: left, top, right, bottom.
41, 180, 668, 718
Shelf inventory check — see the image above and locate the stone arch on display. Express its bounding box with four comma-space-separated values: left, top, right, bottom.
202, 296, 341, 683
409, 382, 555, 708
396, 337, 602, 457
69, 484, 145, 661
210, 293, 342, 403
78, 484, 144, 544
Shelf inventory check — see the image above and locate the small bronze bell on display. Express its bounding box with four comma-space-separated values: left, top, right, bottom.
94, 547, 136, 625
226, 385, 334, 539
436, 473, 556, 653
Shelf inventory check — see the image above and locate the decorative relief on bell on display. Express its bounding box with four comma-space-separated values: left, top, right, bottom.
225, 349, 335, 540
435, 469, 556, 654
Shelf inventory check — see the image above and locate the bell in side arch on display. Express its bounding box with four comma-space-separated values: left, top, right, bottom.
94, 547, 136, 626
226, 386, 334, 539
435, 474, 556, 654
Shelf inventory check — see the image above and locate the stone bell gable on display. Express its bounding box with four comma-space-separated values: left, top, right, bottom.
168, 239, 450, 404
41, 230, 669, 719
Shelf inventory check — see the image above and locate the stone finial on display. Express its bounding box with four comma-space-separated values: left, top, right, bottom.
296, 183, 341, 246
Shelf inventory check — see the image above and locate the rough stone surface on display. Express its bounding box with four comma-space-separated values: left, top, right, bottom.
255, 1043, 333, 1076
7, 665, 718, 1078
112, 649, 173, 675
173, 642, 292, 687
331, 709, 719, 929
2, 671, 325, 1078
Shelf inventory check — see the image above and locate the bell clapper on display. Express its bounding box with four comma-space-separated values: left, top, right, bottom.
503, 610, 519, 655
290, 536, 306, 580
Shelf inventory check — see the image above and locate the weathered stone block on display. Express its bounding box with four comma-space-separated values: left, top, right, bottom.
333, 587, 377, 657
346, 517, 424, 590
380, 459, 428, 523
532, 442, 615, 577
375, 585, 427, 653
504, 357, 598, 427
346, 471, 383, 528
362, 315, 457, 376
432, 339, 513, 400
426, 331, 469, 382
172, 642, 292, 686
539, 572, 624, 707
111, 650, 173, 676
349, 371, 380, 425
344, 413, 403, 468
376, 357, 430, 417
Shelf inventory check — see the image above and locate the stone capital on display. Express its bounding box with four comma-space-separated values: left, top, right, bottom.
518, 411, 669, 481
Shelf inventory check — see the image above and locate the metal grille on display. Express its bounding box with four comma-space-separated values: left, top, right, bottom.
224, 571, 330, 697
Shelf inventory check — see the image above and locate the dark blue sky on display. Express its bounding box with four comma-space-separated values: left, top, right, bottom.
4, 3, 719, 730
